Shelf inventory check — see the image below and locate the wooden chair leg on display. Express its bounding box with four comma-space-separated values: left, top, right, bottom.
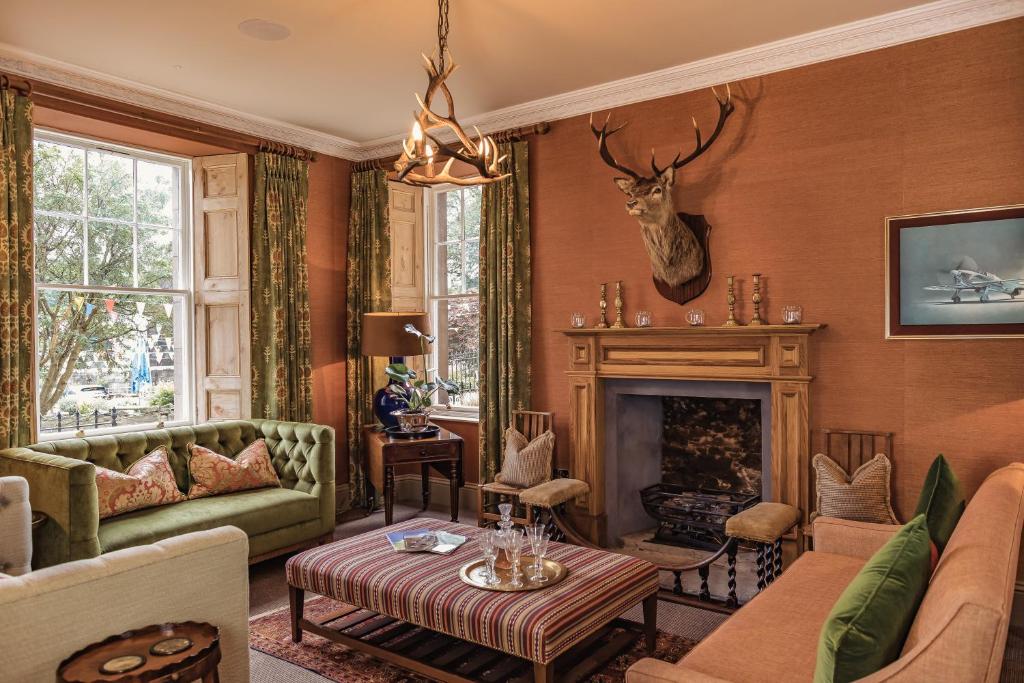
726, 539, 739, 608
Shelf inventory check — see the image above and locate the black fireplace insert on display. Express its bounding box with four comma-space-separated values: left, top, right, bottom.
640, 483, 759, 550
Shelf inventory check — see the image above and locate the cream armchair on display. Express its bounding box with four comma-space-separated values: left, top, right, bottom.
0, 526, 251, 682
0, 475, 32, 576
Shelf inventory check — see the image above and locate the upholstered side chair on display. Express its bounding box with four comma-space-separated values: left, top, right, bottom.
476, 410, 556, 527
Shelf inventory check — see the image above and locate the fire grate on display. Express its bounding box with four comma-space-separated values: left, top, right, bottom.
640, 483, 759, 550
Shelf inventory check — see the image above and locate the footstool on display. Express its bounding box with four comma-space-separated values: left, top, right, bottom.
286, 518, 659, 682
725, 502, 801, 591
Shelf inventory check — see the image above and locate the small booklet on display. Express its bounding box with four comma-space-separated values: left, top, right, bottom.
386, 529, 467, 555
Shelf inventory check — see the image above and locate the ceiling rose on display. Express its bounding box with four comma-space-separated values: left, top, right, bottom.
237, 19, 291, 42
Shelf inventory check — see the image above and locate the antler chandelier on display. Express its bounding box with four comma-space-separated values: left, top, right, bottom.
392, 0, 507, 187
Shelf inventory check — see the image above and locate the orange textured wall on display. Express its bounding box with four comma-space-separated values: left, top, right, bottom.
307, 156, 352, 484
530, 19, 1024, 518
35, 107, 354, 484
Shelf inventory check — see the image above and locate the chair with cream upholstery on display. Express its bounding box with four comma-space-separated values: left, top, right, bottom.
476, 410, 556, 527
0, 475, 32, 577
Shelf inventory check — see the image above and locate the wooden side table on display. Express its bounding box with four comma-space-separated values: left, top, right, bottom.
364, 426, 464, 526
57, 621, 220, 682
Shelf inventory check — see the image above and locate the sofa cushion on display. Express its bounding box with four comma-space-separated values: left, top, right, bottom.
95, 447, 185, 519
815, 515, 932, 683
679, 551, 865, 683
187, 440, 280, 499
913, 454, 964, 555
98, 487, 319, 553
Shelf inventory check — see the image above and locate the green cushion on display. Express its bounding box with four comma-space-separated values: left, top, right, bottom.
99, 487, 319, 553
814, 515, 932, 683
913, 454, 965, 554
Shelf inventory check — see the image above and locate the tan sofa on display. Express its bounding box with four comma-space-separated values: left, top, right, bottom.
627, 463, 1024, 683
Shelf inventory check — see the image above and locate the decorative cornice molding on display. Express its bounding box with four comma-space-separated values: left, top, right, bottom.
356, 0, 1024, 160
2, 0, 1021, 162
0, 42, 364, 160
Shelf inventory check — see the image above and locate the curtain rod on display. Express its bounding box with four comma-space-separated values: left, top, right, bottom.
1, 72, 317, 162
354, 121, 551, 172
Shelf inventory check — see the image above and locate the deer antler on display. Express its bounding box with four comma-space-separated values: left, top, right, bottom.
651, 84, 735, 175
590, 113, 641, 180
394, 52, 508, 187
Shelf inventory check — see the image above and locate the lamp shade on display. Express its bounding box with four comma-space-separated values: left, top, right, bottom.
361, 312, 430, 357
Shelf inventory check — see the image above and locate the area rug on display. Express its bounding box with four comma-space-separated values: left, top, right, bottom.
250, 596, 696, 682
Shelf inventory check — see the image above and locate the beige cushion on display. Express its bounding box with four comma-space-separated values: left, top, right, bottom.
725, 502, 800, 543
495, 427, 554, 488
813, 453, 898, 524
679, 551, 865, 683
519, 478, 590, 508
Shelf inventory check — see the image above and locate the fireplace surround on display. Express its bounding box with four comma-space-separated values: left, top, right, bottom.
561, 324, 822, 546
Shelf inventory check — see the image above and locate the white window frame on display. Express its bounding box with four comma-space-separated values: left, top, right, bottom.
424, 183, 480, 420
32, 129, 195, 440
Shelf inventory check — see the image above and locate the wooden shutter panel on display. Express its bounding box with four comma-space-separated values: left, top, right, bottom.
192, 153, 251, 422
389, 181, 424, 311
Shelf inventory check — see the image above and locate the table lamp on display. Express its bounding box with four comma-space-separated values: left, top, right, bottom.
361, 312, 431, 428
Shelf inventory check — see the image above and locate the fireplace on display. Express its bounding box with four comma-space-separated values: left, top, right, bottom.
561, 324, 821, 547
603, 379, 772, 546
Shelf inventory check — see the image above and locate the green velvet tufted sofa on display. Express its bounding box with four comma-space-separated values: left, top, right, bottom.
0, 419, 335, 569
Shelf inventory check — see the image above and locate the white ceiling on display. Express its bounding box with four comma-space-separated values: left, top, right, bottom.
1, 0, 948, 145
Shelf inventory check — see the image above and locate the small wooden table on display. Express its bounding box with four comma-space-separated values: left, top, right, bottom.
57, 621, 220, 683
364, 425, 464, 525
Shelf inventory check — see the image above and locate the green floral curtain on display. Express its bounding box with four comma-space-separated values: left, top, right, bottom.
251, 152, 313, 422
345, 169, 391, 509
479, 140, 531, 482
0, 88, 35, 449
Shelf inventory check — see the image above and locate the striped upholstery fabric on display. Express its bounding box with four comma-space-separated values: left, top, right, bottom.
495, 427, 555, 488
286, 519, 658, 664
813, 453, 898, 524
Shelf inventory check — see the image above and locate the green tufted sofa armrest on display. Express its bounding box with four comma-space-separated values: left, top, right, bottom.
249, 419, 335, 536
0, 448, 101, 568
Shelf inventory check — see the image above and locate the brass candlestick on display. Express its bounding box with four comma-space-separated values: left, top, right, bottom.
723, 275, 740, 326
611, 280, 626, 328
597, 283, 609, 328
750, 273, 764, 325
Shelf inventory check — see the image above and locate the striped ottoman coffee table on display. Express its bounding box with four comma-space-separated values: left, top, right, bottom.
287, 518, 659, 682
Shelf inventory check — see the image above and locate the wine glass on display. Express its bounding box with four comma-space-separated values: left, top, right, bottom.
502, 528, 525, 589
478, 530, 500, 586
529, 530, 550, 583
526, 524, 549, 583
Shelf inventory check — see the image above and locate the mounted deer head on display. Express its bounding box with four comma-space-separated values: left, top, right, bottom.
591, 85, 734, 288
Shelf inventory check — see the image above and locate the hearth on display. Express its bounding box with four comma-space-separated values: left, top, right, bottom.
640, 484, 759, 550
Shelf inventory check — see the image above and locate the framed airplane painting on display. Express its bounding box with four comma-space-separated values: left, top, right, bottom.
885, 204, 1024, 339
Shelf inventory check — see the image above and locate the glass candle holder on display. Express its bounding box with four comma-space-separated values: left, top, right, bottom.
782, 305, 803, 324
570, 312, 586, 328
686, 309, 705, 327
635, 311, 652, 328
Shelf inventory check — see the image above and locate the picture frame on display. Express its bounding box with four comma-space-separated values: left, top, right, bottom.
885, 204, 1024, 339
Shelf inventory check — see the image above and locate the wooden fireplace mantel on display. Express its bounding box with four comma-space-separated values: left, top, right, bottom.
560, 324, 824, 546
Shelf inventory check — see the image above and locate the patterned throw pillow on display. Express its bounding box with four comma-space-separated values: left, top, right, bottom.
95, 446, 187, 519
813, 453, 898, 524
495, 427, 555, 489
187, 439, 281, 499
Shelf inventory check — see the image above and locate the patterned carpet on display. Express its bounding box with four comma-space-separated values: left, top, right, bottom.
250, 595, 696, 682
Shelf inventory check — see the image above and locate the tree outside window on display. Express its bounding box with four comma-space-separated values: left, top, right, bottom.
429, 185, 481, 413
33, 132, 191, 436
